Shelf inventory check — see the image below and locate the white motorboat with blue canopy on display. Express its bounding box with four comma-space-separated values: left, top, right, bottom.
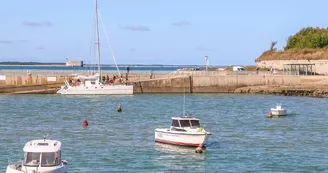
155, 116, 211, 147
6, 138, 67, 173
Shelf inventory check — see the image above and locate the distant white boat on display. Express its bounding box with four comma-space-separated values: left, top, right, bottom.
6, 138, 67, 173
270, 104, 287, 116
155, 116, 211, 147
57, 0, 133, 95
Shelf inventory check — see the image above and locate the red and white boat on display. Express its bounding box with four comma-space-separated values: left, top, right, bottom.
155, 116, 211, 147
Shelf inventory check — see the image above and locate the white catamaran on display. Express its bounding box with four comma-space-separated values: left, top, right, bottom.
57, 0, 133, 95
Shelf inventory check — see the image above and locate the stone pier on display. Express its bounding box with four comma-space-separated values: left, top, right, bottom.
1, 71, 328, 97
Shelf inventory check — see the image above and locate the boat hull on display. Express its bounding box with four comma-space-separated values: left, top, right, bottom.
6, 164, 67, 173
154, 129, 211, 147
271, 109, 287, 116
57, 85, 133, 95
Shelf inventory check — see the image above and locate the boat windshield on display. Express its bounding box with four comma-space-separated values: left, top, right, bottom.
180, 120, 191, 127
190, 120, 200, 127
24, 151, 61, 167
41, 151, 61, 167
24, 152, 40, 167
171, 120, 180, 127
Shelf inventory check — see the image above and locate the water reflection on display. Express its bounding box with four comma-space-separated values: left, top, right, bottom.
154, 142, 208, 160
154, 142, 202, 154
153, 143, 206, 171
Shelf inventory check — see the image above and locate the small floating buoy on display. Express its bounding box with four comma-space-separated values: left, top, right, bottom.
267, 112, 273, 118
82, 120, 88, 127
117, 104, 122, 112
195, 145, 203, 153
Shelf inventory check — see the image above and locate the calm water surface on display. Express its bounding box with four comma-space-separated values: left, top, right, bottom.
0, 94, 328, 172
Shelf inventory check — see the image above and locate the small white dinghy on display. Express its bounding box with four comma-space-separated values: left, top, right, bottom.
270, 104, 287, 116
6, 137, 68, 173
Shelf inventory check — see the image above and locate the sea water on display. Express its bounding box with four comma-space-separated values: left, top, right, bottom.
0, 94, 327, 172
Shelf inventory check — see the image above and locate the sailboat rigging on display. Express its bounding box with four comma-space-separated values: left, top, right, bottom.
183, 77, 186, 116
98, 9, 121, 78
94, 0, 101, 81
57, 0, 133, 95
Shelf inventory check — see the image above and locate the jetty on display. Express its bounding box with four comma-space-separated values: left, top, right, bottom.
1, 70, 328, 98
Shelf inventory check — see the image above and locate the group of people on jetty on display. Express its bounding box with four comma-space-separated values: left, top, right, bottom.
68, 74, 129, 87
101, 74, 127, 84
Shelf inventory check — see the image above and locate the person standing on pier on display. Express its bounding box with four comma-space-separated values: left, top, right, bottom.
127, 66, 130, 74
126, 66, 130, 82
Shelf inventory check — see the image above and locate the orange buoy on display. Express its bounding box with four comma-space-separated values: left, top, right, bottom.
117, 104, 122, 112
267, 112, 273, 118
82, 120, 88, 127
195, 145, 203, 153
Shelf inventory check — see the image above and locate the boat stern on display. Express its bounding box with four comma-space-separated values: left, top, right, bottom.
6, 165, 21, 173
57, 80, 71, 94
6, 164, 68, 173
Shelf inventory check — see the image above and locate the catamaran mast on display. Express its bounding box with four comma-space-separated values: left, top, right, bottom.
95, 0, 101, 81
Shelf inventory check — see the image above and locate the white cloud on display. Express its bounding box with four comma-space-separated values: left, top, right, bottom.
195, 47, 214, 51
171, 21, 191, 26
22, 21, 52, 27
122, 25, 150, 31
0, 40, 13, 44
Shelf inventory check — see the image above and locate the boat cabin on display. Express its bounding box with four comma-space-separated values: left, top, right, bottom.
23, 139, 62, 167
276, 105, 283, 109
273, 103, 284, 110
170, 117, 200, 131
71, 75, 100, 87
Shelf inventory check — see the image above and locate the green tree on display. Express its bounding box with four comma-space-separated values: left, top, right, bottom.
270, 41, 277, 51
284, 27, 328, 50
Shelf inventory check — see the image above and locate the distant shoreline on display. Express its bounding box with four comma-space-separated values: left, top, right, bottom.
0, 64, 228, 68
0, 64, 66, 67
0, 62, 228, 68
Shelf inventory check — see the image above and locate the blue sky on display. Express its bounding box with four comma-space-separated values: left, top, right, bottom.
0, 0, 327, 65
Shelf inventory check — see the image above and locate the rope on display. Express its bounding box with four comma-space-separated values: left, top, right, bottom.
97, 9, 121, 77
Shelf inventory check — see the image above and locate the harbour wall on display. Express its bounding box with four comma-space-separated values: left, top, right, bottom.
0, 73, 161, 86
133, 75, 308, 93
133, 74, 328, 97
1, 72, 328, 97
0, 73, 167, 93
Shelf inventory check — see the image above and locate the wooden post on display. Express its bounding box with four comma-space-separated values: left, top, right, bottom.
139, 81, 143, 94
189, 76, 193, 93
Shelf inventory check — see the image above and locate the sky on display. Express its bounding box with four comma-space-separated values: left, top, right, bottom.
0, 0, 328, 65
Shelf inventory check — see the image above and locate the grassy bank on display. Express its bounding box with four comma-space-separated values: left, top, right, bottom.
256, 48, 328, 61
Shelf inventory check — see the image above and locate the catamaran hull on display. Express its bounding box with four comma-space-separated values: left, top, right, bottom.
154, 130, 210, 147
57, 85, 133, 95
